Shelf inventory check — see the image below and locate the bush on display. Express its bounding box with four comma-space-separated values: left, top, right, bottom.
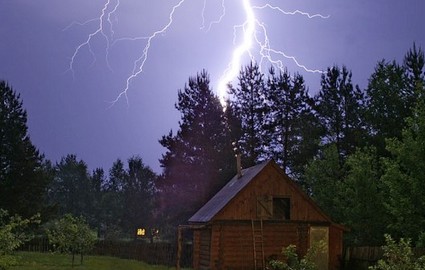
370, 234, 425, 270
269, 241, 325, 270
0, 209, 40, 270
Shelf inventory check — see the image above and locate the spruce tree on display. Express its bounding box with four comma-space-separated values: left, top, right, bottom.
159, 70, 234, 226
0, 81, 48, 218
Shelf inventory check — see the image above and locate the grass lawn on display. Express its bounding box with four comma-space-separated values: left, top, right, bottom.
12, 252, 187, 270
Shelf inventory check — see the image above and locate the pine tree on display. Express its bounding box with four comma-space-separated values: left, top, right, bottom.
315, 66, 366, 164
229, 62, 266, 167
404, 43, 425, 89
365, 60, 410, 145
263, 68, 319, 177
159, 70, 234, 226
0, 81, 49, 218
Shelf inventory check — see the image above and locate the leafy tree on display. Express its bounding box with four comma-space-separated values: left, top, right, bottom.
381, 100, 425, 241
46, 214, 96, 267
365, 45, 424, 157
342, 147, 387, 245
304, 144, 347, 222
0, 81, 50, 218
370, 234, 425, 270
121, 156, 156, 237
159, 70, 234, 227
0, 209, 40, 269
98, 159, 126, 239
87, 168, 105, 230
263, 67, 320, 177
229, 62, 266, 167
314, 66, 366, 164
47, 155, 92, 219
106, 159, 126, 192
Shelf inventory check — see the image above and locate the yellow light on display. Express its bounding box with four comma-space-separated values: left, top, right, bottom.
137, 228, 145, 236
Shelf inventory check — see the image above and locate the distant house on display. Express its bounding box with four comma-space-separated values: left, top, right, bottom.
178, 160, 345, 270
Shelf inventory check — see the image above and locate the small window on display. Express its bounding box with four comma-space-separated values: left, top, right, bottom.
273, 197, 290, 220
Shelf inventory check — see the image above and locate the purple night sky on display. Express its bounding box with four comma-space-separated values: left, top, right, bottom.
1, 0, 424, 173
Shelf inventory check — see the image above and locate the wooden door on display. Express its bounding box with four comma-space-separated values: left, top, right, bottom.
310, 226, 329, 270
199, 229, 211, 270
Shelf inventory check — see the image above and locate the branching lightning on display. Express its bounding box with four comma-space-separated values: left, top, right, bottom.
216, 0, 329, 105
201, 0, 226, 32
65, 0, 120, 77
65, 0, 329, 107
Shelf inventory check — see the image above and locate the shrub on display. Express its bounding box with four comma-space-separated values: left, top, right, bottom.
0, 209, 40, 270
370, 234, 425, 270
269, 241, 325, 270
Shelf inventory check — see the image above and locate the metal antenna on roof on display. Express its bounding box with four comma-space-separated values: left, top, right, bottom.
233, 141, 243, 178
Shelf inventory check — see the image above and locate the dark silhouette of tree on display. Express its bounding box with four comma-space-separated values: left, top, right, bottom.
314, 66, 366, 164
98, 159, 126, 239
365, 60, 410, 153
229, 62, 266, 167
404, 43, 425, 89
121, 156, 156, 237
263, 68, 320, 178
364, 43, 425, 155
0, 81, 50, 218
88, 168, 105, 230
159, 70, 234, 228
47, 155, 91, 219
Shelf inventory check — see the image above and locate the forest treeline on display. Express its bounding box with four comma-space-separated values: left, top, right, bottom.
1, 44, 424, 246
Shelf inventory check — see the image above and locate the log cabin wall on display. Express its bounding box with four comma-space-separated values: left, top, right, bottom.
214, 164, 328, 222
188, 161, 345, 270
199, 221, 319, 270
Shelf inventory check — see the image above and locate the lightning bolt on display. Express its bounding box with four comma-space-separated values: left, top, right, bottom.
65, 0, 329, 107
65, 0, 120, 78
216, 0, 329, 105
216, 0, 255, 106
200, 0, 226, 32
110, 0, 186, 106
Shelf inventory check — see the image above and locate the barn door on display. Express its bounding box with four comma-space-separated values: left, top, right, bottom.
199, 229, 212, 270
309, 226, 329, 270
256, 195, 272, 218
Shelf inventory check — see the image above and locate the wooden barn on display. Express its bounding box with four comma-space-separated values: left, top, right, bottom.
178, 160, 345, 270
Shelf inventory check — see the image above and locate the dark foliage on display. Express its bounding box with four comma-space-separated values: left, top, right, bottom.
0, 81, 50, 218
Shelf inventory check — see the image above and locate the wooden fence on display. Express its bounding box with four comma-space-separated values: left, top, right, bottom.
342, 246, 383, 269
343, 246, 425, 270
19, 238, 193, 267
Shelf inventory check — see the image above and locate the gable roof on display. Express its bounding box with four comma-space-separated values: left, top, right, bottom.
188, 160, 270, 223
188, 160, 346, 230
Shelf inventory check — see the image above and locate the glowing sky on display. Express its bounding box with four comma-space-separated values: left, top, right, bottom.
1, 0, 424, 173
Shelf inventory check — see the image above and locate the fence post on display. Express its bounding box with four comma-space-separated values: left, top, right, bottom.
177, 226, 183, 270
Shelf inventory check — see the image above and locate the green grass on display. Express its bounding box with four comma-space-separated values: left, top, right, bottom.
11, 252, 186, 270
